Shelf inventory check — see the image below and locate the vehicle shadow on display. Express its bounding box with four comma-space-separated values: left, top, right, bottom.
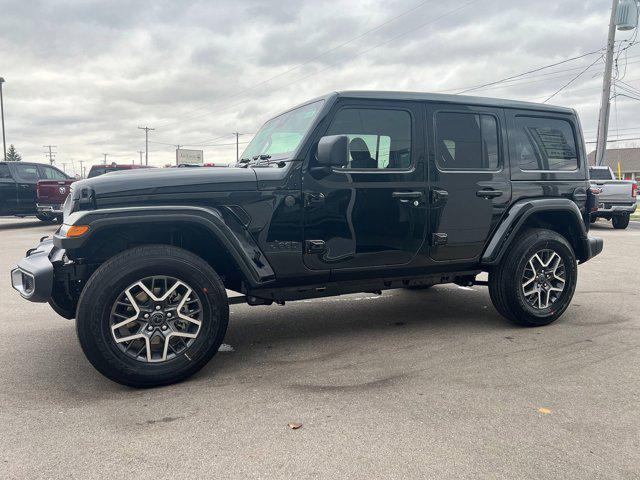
19, 286, 509, 397
198, 286, 510, 378
0, 220, 54, 231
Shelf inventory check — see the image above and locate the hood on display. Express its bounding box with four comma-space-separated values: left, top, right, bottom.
76, 166, 258, 198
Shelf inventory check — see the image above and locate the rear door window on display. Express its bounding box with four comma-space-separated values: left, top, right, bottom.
514, 116, 578, 171
434, 112, 500, 170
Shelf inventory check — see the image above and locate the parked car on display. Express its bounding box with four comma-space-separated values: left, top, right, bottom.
588, 166, 637, 229
11, 91, 603, 387
87, 163, 152, 178
36, 178, 76, 222
0, 161, 72, 221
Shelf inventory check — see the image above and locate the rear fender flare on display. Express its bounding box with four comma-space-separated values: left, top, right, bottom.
481, 198, 588, 266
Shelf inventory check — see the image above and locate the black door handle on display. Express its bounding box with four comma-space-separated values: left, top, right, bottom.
476, 189, 503, 199
392, 191, 423, 199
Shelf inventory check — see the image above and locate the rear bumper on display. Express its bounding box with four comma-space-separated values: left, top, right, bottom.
10, 238, 63, 302
36, 203, 63, 215
593, 202, 637, 215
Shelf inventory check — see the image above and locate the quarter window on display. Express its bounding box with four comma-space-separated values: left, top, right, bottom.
435, 112, 500, 170
514, 116, 578, 171
326, 108, 412, 169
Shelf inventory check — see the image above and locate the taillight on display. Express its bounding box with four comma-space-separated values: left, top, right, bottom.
633, 183, 638, 198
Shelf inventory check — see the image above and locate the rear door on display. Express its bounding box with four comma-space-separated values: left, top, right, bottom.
0, 163, 18, 215
302, 100, 427, 271
426, 104, 511, 262
10, 163, 41, 213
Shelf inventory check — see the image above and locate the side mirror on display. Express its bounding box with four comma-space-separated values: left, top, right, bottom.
317, 135, 349, 168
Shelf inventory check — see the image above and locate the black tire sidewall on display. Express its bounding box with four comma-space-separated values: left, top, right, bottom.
612, 214, 629, 229
502, 230, 577, 326
76, 246, 228, 387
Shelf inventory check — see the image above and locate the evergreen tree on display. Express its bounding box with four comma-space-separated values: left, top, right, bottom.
6, 144, 21, 161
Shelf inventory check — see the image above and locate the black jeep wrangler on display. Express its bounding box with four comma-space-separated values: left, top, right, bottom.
11, 91, 603, 387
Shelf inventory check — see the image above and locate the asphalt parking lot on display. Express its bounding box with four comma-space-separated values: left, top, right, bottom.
1, 218, 639, 479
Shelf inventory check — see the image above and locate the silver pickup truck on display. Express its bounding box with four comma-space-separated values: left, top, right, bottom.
589, 166, 637, 229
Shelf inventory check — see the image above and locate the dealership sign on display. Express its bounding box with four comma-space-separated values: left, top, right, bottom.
176, 149, 204, 165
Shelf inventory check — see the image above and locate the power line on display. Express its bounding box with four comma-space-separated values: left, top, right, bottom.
543, 55, 604, 103
586, 136, 640, 144
154, 0, 440, 128
158, 0, 483, 130
453, 48, 605, 95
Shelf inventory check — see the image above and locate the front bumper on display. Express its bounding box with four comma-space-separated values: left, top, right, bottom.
36, 203, 63, 215
10, 238, 63, 302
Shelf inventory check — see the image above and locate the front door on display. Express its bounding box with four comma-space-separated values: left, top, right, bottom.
10, 163, 40, 213
0, 163, 18, 215
303, 101, 427, 271
426, 104, 511, 262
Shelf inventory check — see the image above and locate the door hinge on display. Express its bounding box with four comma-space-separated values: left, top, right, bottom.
430, 189, 448, 207
305, 239, 326, 254
431, 233, 448, 246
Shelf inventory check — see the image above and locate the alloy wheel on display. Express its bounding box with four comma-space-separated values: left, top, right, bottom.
109, 276, 203, 363
521, 249, 566, 310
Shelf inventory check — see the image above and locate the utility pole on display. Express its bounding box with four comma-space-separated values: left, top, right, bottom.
102, 153, 109, 163
43, 145, 57, 165
0, 77, 6, 162
175, 144, 182, 166
595, 0, 619, 166
233, 132, 241, 162
138, 126, 155, 166
78, 160, 84, 178
138, 150, 144, 165
61, 162, 67, 173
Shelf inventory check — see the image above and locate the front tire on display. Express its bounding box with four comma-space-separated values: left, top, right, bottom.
36, 212, 55, 222
76, 245, 229, 387
612, 214, 630, 229
488, 228, 577, 327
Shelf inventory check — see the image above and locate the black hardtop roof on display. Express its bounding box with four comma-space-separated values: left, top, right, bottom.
329, 90, 574, 114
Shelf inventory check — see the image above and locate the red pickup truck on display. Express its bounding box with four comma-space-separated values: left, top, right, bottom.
36, 178, 75, 222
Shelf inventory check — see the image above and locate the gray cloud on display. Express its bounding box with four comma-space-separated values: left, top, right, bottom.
0, 0, 636, 172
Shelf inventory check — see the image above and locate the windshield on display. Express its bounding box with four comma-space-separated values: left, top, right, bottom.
241, 100, 324, 162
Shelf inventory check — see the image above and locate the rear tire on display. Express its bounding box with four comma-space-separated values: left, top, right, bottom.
488, 228, 577, 327
76, 245, 229, 387
612, 214, 630, 229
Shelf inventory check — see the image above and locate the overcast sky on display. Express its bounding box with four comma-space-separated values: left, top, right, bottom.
0, 0, 637, 174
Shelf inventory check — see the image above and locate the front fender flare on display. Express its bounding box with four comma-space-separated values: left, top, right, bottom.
54, 205, 275, 287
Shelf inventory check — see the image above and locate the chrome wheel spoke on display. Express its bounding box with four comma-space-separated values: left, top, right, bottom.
521, 249, 566, 311
110, 276, 203, 363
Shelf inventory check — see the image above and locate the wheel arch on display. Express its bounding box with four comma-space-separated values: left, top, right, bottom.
481, 198, 591, 266
55, 206, 275, 291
